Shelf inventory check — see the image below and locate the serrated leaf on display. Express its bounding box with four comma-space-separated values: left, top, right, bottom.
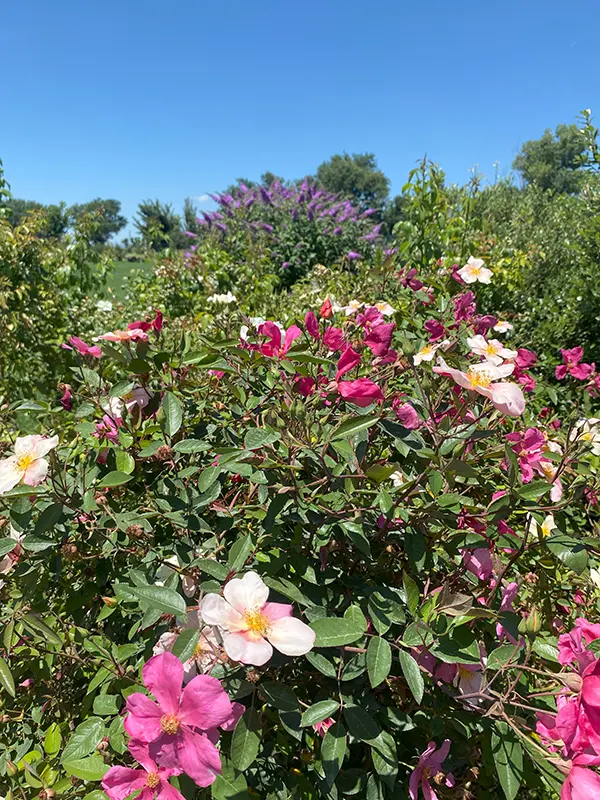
310, 617, 365, 648
162, 392, 183, 437
129, 584, 187, 616
173, 438, 210, 453
61, 718, 105, 761
198, 466, 221, 492
487, 643, 522, 672
172, 628, 201, 663
22, 614, 62, 646
344, 706, 381, 741
63, 754, 109, 781
97, 470, 134, 488
259, 681, 299, 712
92, 694, 121, 716
231, 708, 261, 771
115, 451, 135, 474
491, 721, 523, 800
300, 699, 340, 727
211, 757, 251, 799
367, 637, 392, 688
228, 535, 253, 571
244, 428, 280, 450
398, 650, 424, 703
402, 572, 419, 615
44, 723, 62, 756
0, 538, 18, 558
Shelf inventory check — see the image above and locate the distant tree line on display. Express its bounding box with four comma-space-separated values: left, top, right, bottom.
4, 120, 594, 252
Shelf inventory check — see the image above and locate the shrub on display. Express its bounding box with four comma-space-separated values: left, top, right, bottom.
2, 260, 600, 799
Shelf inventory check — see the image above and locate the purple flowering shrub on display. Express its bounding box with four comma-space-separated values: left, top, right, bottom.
3, 256, 600, 799
187, 179, 384, 287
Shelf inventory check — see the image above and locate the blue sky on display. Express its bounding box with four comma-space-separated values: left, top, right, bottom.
2, 0, 598, 235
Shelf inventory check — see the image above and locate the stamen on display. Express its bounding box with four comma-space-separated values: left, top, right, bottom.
160, 714, 180, 735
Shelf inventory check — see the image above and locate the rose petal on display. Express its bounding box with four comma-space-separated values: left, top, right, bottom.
179, 674, 232, 731
222, 632, 273, 666
268, 616, 316, 656
143, 652, 184, 715
223, 572, 269, 615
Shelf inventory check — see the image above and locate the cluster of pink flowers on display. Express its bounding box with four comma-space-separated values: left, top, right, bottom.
505, 427, 563, 501
102, 652, 241, 796
535, 618, 600, 796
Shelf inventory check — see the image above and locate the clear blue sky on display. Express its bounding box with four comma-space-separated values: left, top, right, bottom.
2, 0, 598, 235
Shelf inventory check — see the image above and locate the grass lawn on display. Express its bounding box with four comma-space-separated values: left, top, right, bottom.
106, 260, 153, 301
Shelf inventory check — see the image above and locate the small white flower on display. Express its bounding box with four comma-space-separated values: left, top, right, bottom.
457, 256, 493, 285
493, 320, 513, 334
374, 301, 395, 316
467, 335, 517, 366
414, 340, 449, 366
530, 513, 556, 538
207, 291, 236, 305
96, 300, 113, 313
343, 299, 364, 316
571, 418, 600, 456
390, 470, 405, 488
590, 568, 600, 588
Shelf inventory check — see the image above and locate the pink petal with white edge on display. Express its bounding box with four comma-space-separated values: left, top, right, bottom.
101, 766, 147, 800
268, 616, 316, 656
223, 571, 269, 615
22, 458, 49, 487
223, 631, 273, 665
179, 674, 232, 731
124, 692, 163, 742
177, 728, 223, 788
200, 594, 245, 630
0, 457, 23, 494
143, 652, 184, 715
262, 602, 293, 621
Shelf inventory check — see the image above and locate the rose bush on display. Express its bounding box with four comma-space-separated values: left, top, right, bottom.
2, 256, 600, 799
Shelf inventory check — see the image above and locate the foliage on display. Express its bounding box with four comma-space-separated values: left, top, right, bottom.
134, 200, 185, 251
2, 251, 600, 799
69, 199, 128, 246
513, 123, 588, 194
315, 152, 390, 213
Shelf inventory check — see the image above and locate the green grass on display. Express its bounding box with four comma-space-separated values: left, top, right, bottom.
106, 260, 153, 301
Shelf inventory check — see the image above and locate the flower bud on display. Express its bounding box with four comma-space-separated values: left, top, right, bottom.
558, 672, 583, 693
518, 608, 541, 635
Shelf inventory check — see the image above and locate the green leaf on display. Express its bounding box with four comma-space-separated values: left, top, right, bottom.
310, 617, 365, 648
0, 656, 15, 697
44, 722, 62, 756
228, 535, 253, 572
92, 694, 121, 716
162, 392, 183, 438
321, 722, 347, 786
532, 638, 560, 663
129, 584, 187, 616
63, 754, 109, 781
115, 451, 135, 474
173, 438, 210, 453
0, 538, 18, 558
344, 706, 381, 742
300, 699, 340, 727
367, 637, 392, 688
398, 650, 424, 703
211, 757, 251, 800
332, 414, 379, 440
546, 534, 588, 574
231, 708, 261, 771
198, 466, 222, 492
371, 730, 398, 791
259, 681, 299, 712
244, 428, 280, 450
61, 718, 105, 761
491, 721, 523, 800
518, 480, 551, 500
97, 470, 134, 488
402, 572, 419, 616
171, 628, 201, 663
21, 614, 62, 646
487, 643, 522, 672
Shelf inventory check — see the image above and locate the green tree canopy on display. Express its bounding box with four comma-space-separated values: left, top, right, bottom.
134, 199, 183, 250
69, 198, 127, 245
513, 123, 588, 193
315, 152, 390, 211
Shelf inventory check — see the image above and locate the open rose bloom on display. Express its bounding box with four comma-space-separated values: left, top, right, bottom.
200, 571, 315, 666
433, 357, 525, 417
0, 435, 59, 494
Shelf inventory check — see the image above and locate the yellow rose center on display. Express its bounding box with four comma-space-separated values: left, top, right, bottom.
193, 640, 208, 660
420, 345, 433, 357
16, 454, 34, 472
146, 772, 161, 788
244, 609, 271, 637
541, 520, 554, 537
160, 714, 180, 735
485, 344, 498, 356
466, 368, 492, 389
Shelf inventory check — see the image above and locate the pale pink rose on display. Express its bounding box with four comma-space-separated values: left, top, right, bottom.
200, 572, 315, 667
154, 614, 222, 682
466, 335, 517, 366
0, 435, 59, 494
96, 328, 149, 343
433, 357, 525, 417
456, 256, 493, 284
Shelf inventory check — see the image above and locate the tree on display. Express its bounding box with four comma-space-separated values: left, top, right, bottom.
513, 124, 588, 193
382, 193, 409, 235
315, 152, 390, 211
5, 199, 70, 238
5, 198, 45, 227
69, 198, 127, 245
134, 200, 183, 251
